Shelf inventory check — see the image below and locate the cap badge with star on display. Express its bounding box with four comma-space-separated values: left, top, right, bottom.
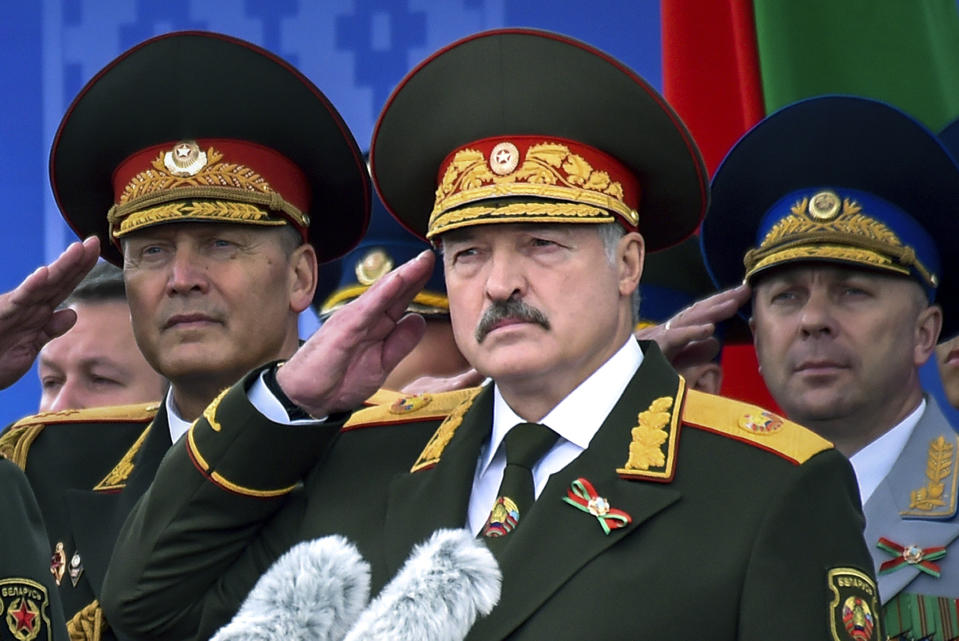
51, 30, 370, 265
371, 28, 708, 253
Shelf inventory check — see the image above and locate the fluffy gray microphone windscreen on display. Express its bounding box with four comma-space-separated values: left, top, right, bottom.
210, 534, 371, 641
342, 528, 502, 641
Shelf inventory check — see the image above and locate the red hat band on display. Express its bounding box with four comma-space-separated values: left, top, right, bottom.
107, 138, 312, 244
427, 135, 641, 238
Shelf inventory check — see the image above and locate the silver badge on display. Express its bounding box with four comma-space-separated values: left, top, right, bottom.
68, 551, 83, 588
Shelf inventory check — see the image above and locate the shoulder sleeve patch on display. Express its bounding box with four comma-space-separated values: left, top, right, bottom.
343, 387, 483, 431
827, 567, 881, 641
682, 389, 832, 464
0, 578, 52, 641
10, 401, 160, 428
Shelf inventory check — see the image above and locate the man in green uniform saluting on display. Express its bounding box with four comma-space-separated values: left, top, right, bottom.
2, 30, 370, 641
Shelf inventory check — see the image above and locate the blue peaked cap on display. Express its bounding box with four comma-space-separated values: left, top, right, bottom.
702, 96, 959, 339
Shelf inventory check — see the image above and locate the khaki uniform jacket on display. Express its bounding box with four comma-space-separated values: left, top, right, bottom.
103, 343, 879, 641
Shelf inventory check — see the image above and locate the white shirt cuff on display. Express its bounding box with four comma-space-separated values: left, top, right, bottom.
249, 370, 328, 425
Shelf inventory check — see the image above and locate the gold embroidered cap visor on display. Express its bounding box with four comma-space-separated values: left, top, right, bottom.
701, 96, 959, 339
370, 28, 708, 252
742, 188, 940, 298
107, 138, 311, 241
50, 30, 369, 265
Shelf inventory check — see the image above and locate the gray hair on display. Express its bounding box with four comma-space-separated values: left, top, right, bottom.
596, 223, 640, 324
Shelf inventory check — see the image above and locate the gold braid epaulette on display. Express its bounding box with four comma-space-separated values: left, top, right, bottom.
344, 387, 482, 430
67, 600, 106, 641
10, 402, 160, 428
681, 389, 832, 464
0, 424, 44, 469
0, 402, 159, 472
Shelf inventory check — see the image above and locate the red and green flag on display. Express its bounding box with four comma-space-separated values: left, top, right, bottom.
662, 0, 959, 408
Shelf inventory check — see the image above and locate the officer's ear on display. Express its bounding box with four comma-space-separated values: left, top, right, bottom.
914, 301, 943, 368
288, 241, 318, 314
617, 231, 644, 297
686, 362, 723, 395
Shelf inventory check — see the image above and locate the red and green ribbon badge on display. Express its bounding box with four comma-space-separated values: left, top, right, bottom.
876, 537, 947, 578
562, 478, 631, 535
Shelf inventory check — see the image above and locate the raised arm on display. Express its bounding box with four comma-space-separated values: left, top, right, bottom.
0, 236, 100, 389
102, 251, 436, 640
636, 283, 750, 371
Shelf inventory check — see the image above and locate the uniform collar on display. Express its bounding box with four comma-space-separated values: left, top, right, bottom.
851, 398, 925, 506
478, 337, 643, 479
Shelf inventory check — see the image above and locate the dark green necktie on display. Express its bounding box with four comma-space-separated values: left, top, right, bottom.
482, 422, 559, 539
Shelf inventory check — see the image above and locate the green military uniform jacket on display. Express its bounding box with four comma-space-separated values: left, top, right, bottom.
0, 402, 159, 641
0, 457, 68, 641
102, 343, 880, 641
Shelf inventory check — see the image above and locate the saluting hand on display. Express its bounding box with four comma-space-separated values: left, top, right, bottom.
0, 236, 101, 390
635, 283, 750, 371
276, 250, 435, 417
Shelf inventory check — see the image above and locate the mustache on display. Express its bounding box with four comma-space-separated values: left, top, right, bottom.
474, 299, 550, 343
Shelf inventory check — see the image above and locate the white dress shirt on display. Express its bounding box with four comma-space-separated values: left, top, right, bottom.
166, 390, 192, 444
237, 339, 643, 535
849, 398, 924, 506
467, 338, 644, 534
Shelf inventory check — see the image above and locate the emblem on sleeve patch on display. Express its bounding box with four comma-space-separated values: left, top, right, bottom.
1, 578, 50, 641
827, 568, 881, 641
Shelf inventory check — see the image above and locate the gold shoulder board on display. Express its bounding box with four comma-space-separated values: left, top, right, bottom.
10, 401, 160, 428
344, 387, 481, 431
363, 387, 406, 407
0, 424, 44, 469
682, 389, 831, 464
1, 402, 160, 470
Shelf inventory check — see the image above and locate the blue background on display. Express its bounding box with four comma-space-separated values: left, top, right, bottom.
1, 0, 957, 431
0, 0, 659, 425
